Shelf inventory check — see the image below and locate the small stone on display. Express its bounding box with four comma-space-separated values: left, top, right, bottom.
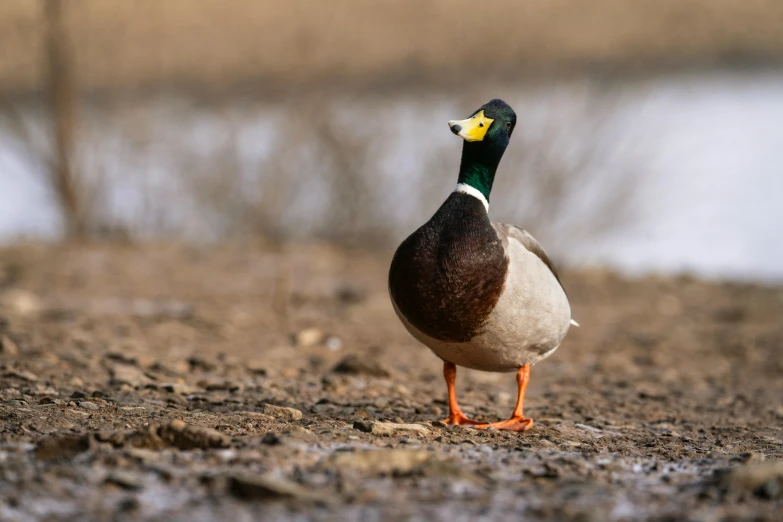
294, 328, 323, 348
119, 406, 146, 412
161, 383, 199, 395
159, 420, 230, 450
2, 290, 42, 316
0, 335, 19, 357
168, 419, 187, 431
78, 401, 99, 410
261, 432, 282, 445
110, 364, 152, 388
35, 434, 92, 462
331, 354, 389, 377
227, 473, 328, 503
105, 471, 146, 491
324, 336, 342, 351
262, 404, 303, 421
3, 369, 38, 382
69, 376, 85, 388
32, 385, 58, 397
239, 412, 274, 421
328, 449, 432, 475
353, 421, 431, 436
712, 461, 783, 499
71, 391, 87, 399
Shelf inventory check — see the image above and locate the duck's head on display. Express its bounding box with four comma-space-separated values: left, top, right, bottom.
448, 99, 517, 203
448, 99, 517, 146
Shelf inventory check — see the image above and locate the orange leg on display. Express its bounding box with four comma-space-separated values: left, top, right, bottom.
440, 361, 482, 426
475, 364, 534, 432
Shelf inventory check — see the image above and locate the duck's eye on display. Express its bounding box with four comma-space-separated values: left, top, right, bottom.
506, 122, 512, 128
479, 122, 484, 127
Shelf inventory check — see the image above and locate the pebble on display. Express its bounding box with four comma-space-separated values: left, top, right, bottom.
328, 449, 432, 475
2, 289, 42, 316
262, 403, 303, 421
158, 419, 231, 450
227, 472, 329, 503
105, 470, 146, 491
160, 383, 200, 395
110, 364, 152, 388
238, 411, 274, 421
3, 369, 38, 382
119, 406, 146, 412
35, 434, 92, 462
0, 335, 19, 357
331, 354, 390, 377
711, 461, 783, 500
78, 401, 99, 410
294, 328, 323, 348
353, 421, 431, 436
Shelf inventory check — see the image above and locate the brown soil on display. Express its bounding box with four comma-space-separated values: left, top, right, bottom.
0, 243, 781, 521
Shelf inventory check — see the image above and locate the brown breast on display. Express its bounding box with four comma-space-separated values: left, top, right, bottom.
388, 193, 508, 343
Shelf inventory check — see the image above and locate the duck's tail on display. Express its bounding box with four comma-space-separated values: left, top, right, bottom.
570, 319, 580, 327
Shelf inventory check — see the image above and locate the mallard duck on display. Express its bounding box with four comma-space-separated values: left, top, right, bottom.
388, 99, 577, 432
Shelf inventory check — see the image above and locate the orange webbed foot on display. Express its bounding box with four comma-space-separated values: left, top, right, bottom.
441, 411, 483, 427
475, 416, 534, 432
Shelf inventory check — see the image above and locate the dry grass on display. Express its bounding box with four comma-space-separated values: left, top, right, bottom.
1, 0, 783, 94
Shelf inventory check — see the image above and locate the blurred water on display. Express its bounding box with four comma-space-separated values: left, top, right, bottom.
1, 70, 782, 282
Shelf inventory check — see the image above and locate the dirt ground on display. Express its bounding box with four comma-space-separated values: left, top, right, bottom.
0, 242, 781, 521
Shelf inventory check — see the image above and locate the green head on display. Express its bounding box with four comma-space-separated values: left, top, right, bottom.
448, 99, 517, 201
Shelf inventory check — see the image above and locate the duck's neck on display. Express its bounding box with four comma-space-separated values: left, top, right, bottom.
455, 142, 505, 207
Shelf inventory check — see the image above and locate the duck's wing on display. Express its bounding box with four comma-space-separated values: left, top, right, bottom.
491, 222, 579, 327
491, 222, 563, 289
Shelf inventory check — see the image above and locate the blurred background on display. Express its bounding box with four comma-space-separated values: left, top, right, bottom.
1, 0, 782, 280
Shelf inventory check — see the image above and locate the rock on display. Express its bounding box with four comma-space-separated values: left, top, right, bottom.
35, 434, 92, 462
160, 383, 200, 395
95, 430, 127, 447
168, 419, 187, 431
246, 364, 268, 376
158, 420, 231, 450
261, 432, 282, 445
262, 404, 303, 421
32, 385, 58, 397
227, 473, 328, 503
0, 335, 19, 357
324, 336, 342, 351
3, 369, 38, 382
105, 470, 146, 491
78, 401, 99, 411
353, 421, 430, 436
294, 328, 323, 348
328, 449, 432, 475
69, 376, 85, 388
110, 364, 152, 388
2, 290, 42, 316
187, 355, 217, 372
239, 411, 274, 421
709, 461, 783, 500
331, 354, 389, 377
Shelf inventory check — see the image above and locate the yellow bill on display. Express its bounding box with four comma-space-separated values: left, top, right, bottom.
448, 110, 494, 142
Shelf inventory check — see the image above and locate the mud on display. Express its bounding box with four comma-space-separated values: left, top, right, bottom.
0, 243, 781, 521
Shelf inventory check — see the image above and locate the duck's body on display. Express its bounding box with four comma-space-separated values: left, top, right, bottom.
388, 99, 576, 432
390, 191, 572, 372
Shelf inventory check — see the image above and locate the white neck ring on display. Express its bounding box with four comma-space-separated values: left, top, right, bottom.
453, 183, 489, 212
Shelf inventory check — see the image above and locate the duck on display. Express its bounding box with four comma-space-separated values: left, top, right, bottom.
388, 99, 578, 432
